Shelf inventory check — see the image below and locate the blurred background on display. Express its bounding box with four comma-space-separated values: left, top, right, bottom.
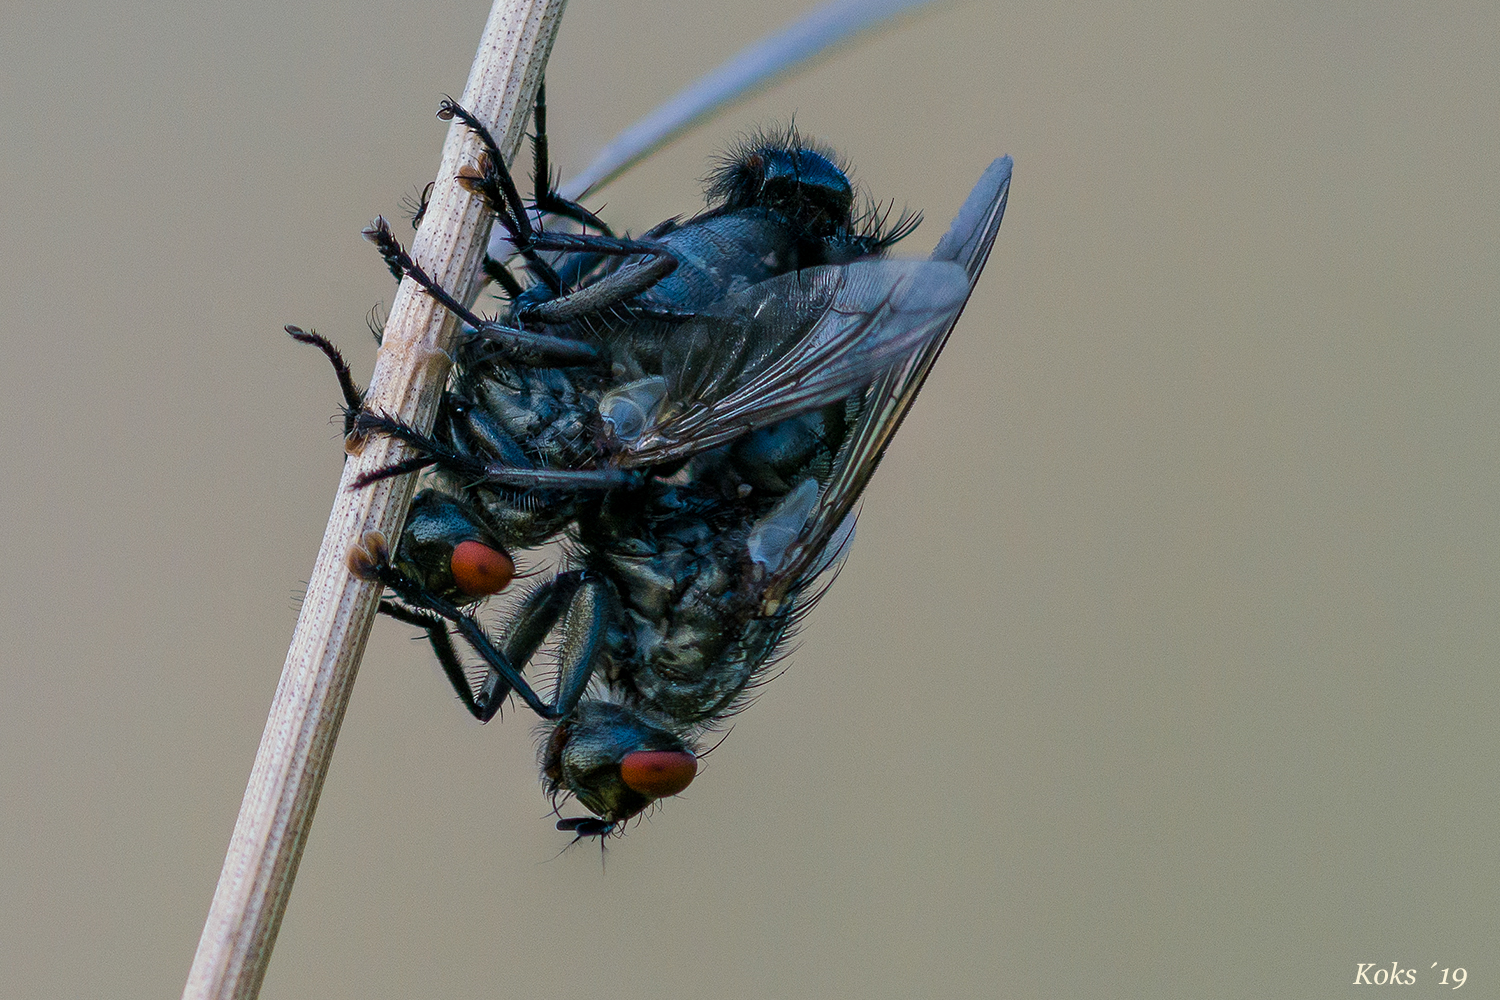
2, 1, 1497, 997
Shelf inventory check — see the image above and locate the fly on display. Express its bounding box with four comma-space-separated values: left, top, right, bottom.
297, 87, 1012, 839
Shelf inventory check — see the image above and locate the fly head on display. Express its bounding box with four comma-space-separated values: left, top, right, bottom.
394, 490, 515, 603
542, 701, 699, 830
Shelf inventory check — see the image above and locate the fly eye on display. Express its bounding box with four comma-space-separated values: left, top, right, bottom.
619, 750, 697, 798
449, 540, 515, 597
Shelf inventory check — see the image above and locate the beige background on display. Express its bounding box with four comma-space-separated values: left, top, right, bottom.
2, 1, 1497, 997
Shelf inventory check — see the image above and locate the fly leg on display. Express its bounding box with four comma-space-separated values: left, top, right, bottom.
509, 233, 687, 325
363, 217, 602, 368
377, 601, 499, 718
528, 80, 611, 236
441, 98, 689, 323
550, 574, 614, 715
375, 566, 611, 721
378, 573, 581, 720
286, 325, 364, 437
351, 412, 643, 492
350, 533, 559, 720
439, 97, 565, 296
484, 82, 613, 301
489, 571, 583, 709
477, 570, 611, 716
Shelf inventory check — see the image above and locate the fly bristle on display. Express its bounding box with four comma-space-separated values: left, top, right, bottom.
853, 198, 923, 250
703, 123, 848, 208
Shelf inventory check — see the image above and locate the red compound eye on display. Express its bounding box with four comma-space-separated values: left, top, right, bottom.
449, 540, 514, 597
619, 750, 697, 798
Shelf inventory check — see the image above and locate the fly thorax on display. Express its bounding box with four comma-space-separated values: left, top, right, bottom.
647, 213, 797, 307
478, 376, 601, 469
471, 371, 588, 451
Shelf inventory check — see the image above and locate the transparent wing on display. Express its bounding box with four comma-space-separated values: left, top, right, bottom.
559, 0, 945, 201
613, 258, 970, 467
498, 0, 945, 263
762, 157, 1013, 606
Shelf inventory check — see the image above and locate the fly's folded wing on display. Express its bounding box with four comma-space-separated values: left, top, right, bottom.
613, 257, 971, 467
761, 156, 1013, 608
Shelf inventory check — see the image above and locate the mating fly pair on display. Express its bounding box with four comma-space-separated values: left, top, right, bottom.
295, 87, 1012, 839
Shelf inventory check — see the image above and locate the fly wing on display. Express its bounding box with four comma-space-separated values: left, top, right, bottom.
614, 257, 971, 467
761, 157, 1013, 607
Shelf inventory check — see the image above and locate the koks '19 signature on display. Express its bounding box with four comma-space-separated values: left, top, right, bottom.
1352, 962, 1467, 988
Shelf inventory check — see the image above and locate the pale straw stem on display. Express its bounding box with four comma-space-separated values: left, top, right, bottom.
182, 2, 568, 997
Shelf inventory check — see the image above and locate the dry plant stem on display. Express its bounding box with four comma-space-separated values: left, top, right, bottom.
182, 2, 567, 998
